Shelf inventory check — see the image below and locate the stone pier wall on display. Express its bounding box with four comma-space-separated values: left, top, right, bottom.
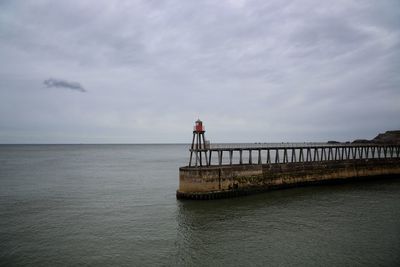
177, 158, 400, 199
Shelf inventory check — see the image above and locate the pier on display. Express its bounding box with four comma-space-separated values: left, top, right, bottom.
194, 143, 400, 166
178, 120, 400, 200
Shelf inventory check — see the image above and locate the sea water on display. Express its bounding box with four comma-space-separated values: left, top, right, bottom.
0, 145, 399, 266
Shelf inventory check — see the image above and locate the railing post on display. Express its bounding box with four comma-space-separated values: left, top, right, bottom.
299, 148, 304, 162
275, 149, 280, 163
249, 150, 252, 164
258, 149, 262, 165
291, 148, 297, 162
306, 148, 311, 162
314, 147, 319, 161
283, 148, 288, 163
358, 147, 363, 159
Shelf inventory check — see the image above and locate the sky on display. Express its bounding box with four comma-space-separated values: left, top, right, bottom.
0, 0, 399, 144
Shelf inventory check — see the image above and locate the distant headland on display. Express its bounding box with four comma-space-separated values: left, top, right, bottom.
352, 130, 400, 144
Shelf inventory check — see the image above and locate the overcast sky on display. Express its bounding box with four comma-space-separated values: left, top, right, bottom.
0, 0, 399, 144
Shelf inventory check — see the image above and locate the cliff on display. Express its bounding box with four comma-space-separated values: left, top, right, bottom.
372, 130, 400, 144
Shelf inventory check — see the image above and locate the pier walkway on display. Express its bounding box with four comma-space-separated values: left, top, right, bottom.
189, 143, 400, 167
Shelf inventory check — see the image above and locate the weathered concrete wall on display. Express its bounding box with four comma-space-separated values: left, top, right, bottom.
177, 159, 400, 199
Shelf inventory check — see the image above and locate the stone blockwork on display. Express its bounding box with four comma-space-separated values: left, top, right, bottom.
177, 159, 400, 199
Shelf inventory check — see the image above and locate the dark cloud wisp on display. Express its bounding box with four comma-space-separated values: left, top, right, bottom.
44, 78, 86, 92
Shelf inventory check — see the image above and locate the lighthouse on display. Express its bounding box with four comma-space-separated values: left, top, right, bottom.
189, 119, 209, 167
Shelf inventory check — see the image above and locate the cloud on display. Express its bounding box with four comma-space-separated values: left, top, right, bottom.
0, 0, 399, 143
43, 78, 86, 92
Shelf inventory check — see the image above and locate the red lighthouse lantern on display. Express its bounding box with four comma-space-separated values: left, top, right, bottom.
189, 119, 209, 167
194, 119, 205, 133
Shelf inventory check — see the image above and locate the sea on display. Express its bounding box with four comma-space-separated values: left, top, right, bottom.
0, 144, 399, 266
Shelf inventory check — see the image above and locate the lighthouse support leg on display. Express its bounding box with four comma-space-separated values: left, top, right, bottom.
189, 133, 195, 166
201, 133, 208, 166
